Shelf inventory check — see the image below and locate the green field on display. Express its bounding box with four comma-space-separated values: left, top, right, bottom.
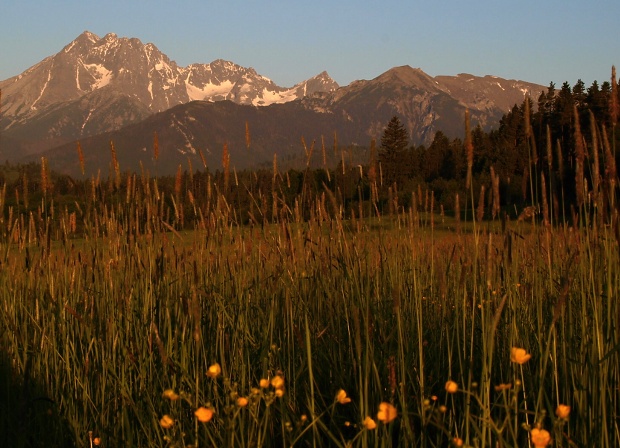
2, 87, 620, 446
0, 173, 618, 447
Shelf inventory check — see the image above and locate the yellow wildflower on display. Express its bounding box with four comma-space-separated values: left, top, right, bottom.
237, 397, 249, 407
93, 437, 101, 446
336, 389, 351, 404
259, 378, 270, 389
206, 363, 222, 378
195, 406, 214, 423
530, 428, 551, 447
271, 375, 285, 389
162, 389, 179, 400
377, 402, 397, 423
555, 404, 571, 419
510, 347, 532, 364
452, 437, 464, 447
275, 387, 285, 397
363, 416, 377, 430
159, 414, 174, 429
445, 380, 458, 394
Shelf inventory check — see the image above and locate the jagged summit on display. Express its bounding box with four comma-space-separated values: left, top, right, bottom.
0, 31, 545, 174
0, 31, 339, 127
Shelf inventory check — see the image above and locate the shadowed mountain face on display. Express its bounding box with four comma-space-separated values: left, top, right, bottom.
0, 32, 545, 176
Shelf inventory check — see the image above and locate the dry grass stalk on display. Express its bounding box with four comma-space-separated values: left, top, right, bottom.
126, 173, 132, 204
611, 66, 618, 127
22, 172, 28, 209
187, 157, 194, 186
77, 141, 85, 175
556, 139, 564, 179
491, 166, 500, 219
368, 139, 377, 184
198, 149, 207, 169
303, 139, 315, 167
524, 96, 538, 164
545, 125, 553, 170
430, 190, 435, 229
245, 120, 251, 149
333, 131, 338, 155
476, 184, 485, 223
574, 104, 585, 208
222, 143, 230, 191
465, 109, 474, 189
69, 211, 77, 233
153, 131, 159, 161
110, 141, 121, 190
602, 124, 617, 180
455, 193, 461, 233
589, 111, 601, 203
524, 96, 531, 138
40, 157, 50, 197
541, 172, 549, 227
174, 164, 182, 199
602, 124, 617, 211
90, 175, 96, 203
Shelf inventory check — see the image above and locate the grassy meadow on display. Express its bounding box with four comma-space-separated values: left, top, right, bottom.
1, 100, 620, 447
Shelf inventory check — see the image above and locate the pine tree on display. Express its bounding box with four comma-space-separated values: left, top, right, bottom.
379, 116, 410, 186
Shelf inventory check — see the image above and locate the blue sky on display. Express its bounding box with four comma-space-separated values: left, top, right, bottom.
1, 0, 618, 89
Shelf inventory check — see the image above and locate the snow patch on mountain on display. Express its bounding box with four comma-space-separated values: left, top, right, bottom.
84, 63, 113, 89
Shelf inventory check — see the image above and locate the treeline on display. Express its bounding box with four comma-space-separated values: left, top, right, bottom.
0, 71, 617, 235
377, 72, 620, 222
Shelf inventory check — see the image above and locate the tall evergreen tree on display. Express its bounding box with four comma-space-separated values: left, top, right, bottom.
379, 116, 410, 186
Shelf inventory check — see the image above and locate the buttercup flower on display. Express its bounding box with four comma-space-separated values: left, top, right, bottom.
555, 404, 571, 419
275, 388, 285, 397
445, 380, 459, 394
206, 363, 222, 378
336, 389, 351, 404
162, 389, 179, 400
271, 375, 285, 389
452, 437, 464, 447
93, 437, 101, 446
363, 416, 377, 430
510, 347, 532, 365
377, 402, 398, 423
195, 406, 214, 423
237, 397, 249, 407
259, 378, 270, 389
530, 428, 551, 447
159, 414, 174, 429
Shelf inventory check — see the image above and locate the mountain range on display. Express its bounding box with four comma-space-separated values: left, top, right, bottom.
0, 31, 546, 176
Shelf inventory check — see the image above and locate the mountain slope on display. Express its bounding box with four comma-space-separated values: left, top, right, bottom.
30, 66, 546, 178
0, 31, 339, 155
0, 33, 547, 176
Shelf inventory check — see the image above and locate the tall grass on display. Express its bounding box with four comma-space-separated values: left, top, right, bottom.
0, 113, 619, 447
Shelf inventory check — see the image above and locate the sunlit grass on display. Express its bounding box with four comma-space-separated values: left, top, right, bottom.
1, 96, 619, 445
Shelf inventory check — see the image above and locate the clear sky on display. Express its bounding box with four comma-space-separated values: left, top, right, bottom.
0, 0, 618, 89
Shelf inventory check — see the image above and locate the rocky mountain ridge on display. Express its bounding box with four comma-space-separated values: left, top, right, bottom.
0, 32, 546, 175
0, 31, 338, 132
